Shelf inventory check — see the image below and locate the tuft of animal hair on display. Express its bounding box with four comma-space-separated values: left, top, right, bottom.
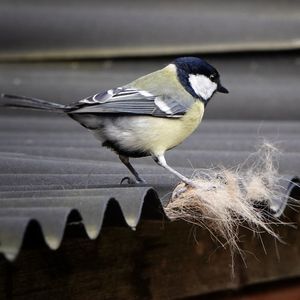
165, 142, 289, 264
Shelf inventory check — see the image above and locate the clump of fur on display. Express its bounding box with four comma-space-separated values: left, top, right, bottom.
165, 143, 285, 255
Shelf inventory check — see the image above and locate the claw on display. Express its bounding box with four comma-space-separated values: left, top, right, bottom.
184, 179, 198, 189
120, 176, 135, 184
120, 176, 146, 185
171, 179, 201, 200
172, 181, 197, 199
172, 185, 188, 199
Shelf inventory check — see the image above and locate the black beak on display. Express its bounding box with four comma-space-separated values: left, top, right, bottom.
217, 83, 229, 94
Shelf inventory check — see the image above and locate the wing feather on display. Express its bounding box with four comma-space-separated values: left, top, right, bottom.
69, 87, 189, 118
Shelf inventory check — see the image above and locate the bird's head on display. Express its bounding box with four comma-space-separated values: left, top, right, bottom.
173, 57, 228, 105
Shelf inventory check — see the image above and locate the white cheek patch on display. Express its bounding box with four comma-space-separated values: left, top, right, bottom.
189, 74, 217, 100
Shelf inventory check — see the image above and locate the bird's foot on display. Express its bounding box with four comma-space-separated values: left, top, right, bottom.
120, 176, 146, 185
172, 185, 188, 199
172, 179, 199, 199
171, 182, 193, 199
120, 176, 136, 185
183, 179, 198, 189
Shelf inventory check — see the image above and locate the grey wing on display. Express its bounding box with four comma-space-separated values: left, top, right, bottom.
69, 87, 189, 118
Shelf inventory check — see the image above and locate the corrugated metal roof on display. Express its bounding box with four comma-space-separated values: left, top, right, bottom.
0, 9, 299, 260
0, 186, 165, 261
0, 113, 299, 261
0, 0, 300, 60
0, 3, 300, 298
1, 53, 300, 120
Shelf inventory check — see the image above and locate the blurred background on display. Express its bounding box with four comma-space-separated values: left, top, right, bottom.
1, 0, 300, 174
0, 0, 300, 120
0, 1, 300, 299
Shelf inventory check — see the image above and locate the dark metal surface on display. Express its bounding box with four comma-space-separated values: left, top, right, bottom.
0, 186, 165, 261
1, 53, 300, 120
0, 114, 298, 261
0, 1, 300, 60
0, 3, 299, 299
0, 5, 299, 260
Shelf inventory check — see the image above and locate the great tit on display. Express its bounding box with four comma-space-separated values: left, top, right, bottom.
1, 57, 228, 186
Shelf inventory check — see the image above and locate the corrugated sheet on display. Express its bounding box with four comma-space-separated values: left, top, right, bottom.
0, 186, 165, 261
0, 3, 300, 298
0, 5, 299, 260
0, 0, 300, 60
0, 114, 299, 261
1, 54, 300, 120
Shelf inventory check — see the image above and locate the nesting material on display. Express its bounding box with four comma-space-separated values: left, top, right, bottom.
165, 143, 285, 253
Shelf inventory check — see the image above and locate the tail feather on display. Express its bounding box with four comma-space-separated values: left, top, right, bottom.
0, 93, 67, 112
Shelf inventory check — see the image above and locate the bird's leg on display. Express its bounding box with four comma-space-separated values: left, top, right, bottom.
119, 155, 146, 184
153, 154, 196, 188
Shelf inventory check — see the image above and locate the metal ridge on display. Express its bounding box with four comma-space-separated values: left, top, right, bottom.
1, 40, 300, 62
0, 187, 165, 261
0, 177, 298, 262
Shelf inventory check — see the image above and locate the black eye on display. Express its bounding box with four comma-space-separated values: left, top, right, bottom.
209, 74, 216, 81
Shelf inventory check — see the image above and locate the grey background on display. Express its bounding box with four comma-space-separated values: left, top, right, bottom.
0, 0, 300, 59
1, 53, 300, 120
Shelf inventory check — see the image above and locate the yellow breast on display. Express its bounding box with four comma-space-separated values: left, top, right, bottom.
138, 101, 204, 156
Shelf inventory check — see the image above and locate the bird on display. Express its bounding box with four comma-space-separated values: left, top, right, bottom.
1, 57, 228, 186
